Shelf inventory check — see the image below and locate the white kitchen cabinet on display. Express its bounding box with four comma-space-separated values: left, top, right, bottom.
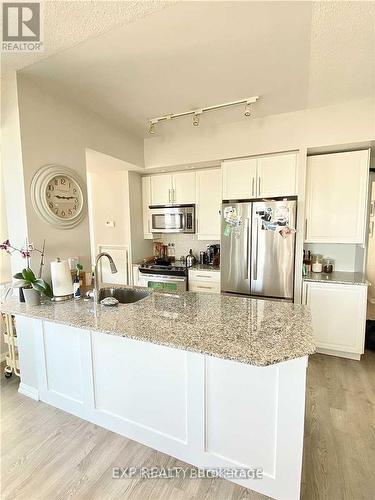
141, 176, 153, 239
222, 158, 257, 200
257, 153, 297, 197
222, 152, 298, 200
189, 269, 221, 294
302, 281, 367, 360
305, 150, 370, 244
196, 169, 221, 240
173, 171, 196, 204
150, 174, 172, 205
150, 172, 196, 205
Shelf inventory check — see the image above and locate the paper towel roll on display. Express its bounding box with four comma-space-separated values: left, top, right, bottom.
51, 259, 73, 297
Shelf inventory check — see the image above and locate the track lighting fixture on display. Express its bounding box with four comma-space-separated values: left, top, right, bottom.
147, 96, 259, 134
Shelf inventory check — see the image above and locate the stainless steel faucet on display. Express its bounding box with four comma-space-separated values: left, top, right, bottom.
93, 252, 118, 303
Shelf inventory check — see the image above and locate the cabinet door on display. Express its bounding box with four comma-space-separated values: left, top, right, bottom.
305, 150, 369, 243
222, 158, 257, 200
196, 169, 221, 239
172, 171, 196, 204
304, 282, 367, 355
150, 174, 173, 205
257, 153, 297, 197
141, 176, 152, 239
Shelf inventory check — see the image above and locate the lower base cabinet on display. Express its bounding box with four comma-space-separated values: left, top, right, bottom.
302, 281, 367, 360
189, 269, 221, 293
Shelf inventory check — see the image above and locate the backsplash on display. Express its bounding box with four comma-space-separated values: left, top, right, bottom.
154, 234, 219, 260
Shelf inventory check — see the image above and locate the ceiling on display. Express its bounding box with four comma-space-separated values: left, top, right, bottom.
1, 0, 174, 74
12, 1, 375, 138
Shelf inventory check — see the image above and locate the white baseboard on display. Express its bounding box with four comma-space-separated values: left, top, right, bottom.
317, 347, 362, 360
18, 383, 39, 401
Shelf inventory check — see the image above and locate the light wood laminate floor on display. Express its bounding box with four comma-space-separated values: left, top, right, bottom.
1, 351, 375, 500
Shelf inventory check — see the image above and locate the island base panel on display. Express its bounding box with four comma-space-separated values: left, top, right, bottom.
15, 316, 308, 500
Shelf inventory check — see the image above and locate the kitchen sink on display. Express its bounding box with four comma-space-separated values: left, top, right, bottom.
98, 287, 150, 304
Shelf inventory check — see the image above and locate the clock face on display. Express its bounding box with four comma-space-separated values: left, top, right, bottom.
45, 175, 83, 220
31, 165, 86, 229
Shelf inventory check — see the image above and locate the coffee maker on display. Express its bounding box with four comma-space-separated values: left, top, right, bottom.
207, 244, 220, 266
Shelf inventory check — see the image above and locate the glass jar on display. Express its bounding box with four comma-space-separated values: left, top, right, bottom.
311, 254, 323, 273
322, 258, 334, 274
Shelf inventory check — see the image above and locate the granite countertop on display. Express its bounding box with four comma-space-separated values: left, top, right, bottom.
189, 264, 220, 272
303, 271, 369, 286
0, 288, 315, 367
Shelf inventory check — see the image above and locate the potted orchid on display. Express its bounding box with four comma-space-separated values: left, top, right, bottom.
0, 239, 53, 305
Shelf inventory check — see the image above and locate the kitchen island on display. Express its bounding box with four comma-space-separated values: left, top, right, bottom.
1, 290, 315, 500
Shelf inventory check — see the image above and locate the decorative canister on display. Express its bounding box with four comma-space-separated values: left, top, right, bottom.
311, 254, 323, 273
322, 258, 334, 274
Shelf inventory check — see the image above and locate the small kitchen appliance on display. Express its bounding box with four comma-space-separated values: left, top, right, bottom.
150, 204, 195, 234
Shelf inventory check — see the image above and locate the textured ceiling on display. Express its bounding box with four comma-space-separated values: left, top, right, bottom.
6, 1, 375, 138
1, 0, 176, 75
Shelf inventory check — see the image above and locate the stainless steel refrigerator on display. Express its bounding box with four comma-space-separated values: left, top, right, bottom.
221, 199, 297, 300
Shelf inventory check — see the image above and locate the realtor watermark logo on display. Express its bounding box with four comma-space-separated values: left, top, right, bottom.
2, 1, 43, 51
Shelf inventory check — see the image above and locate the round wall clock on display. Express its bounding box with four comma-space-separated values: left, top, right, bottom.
31, 165, 86, 229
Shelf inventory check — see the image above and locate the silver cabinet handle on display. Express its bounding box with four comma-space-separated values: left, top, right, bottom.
147, 219, 150, 233
168, 188, 171, 204
172, 188, 176, 203
251, 178, 255, 197
254, 219, 259, 280
196, 285, 212, 289
304, 219, 308, 240
258, 177, 261, 196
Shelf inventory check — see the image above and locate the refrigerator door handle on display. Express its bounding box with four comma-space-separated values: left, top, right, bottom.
245, 218, 250, 279
253, 218, 259, 280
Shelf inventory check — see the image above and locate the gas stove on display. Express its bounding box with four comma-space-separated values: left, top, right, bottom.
139, 258, 187, 277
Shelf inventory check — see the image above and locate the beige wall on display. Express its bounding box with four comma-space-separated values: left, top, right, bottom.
2, 74, 145, 280
144, 98, 375, 168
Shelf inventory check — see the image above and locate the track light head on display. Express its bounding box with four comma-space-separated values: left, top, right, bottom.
244, 101, 252, 117
148, 120, 156, 135
192, 113, 200, 126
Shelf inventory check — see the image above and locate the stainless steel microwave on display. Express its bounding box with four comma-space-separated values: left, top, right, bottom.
150, 204, 195, 234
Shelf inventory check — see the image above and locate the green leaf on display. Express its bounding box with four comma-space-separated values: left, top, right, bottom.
33, 279, 53, 298
12, 280, 30, 288
13, 272, 24, 280
22, 268, 36, 283
76, 263, 83, 271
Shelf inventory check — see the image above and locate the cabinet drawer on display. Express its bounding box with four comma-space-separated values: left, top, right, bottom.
189, 281, 221, 294
188, 270, 220, 283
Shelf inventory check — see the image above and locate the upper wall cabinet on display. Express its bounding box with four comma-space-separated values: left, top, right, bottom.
222, 153, 297, 200
150, 172, 196, 205
150, 174, 172, 205
196, 169, 221, 240
222, 158, 257, 200
305, 150, 370, 244
173, 171, 196, 204
257, 153, 297, 198
141, 176, 153, 239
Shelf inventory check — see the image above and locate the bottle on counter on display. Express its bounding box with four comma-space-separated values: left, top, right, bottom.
73, 263, 83, 298
303, 250, 312, 273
